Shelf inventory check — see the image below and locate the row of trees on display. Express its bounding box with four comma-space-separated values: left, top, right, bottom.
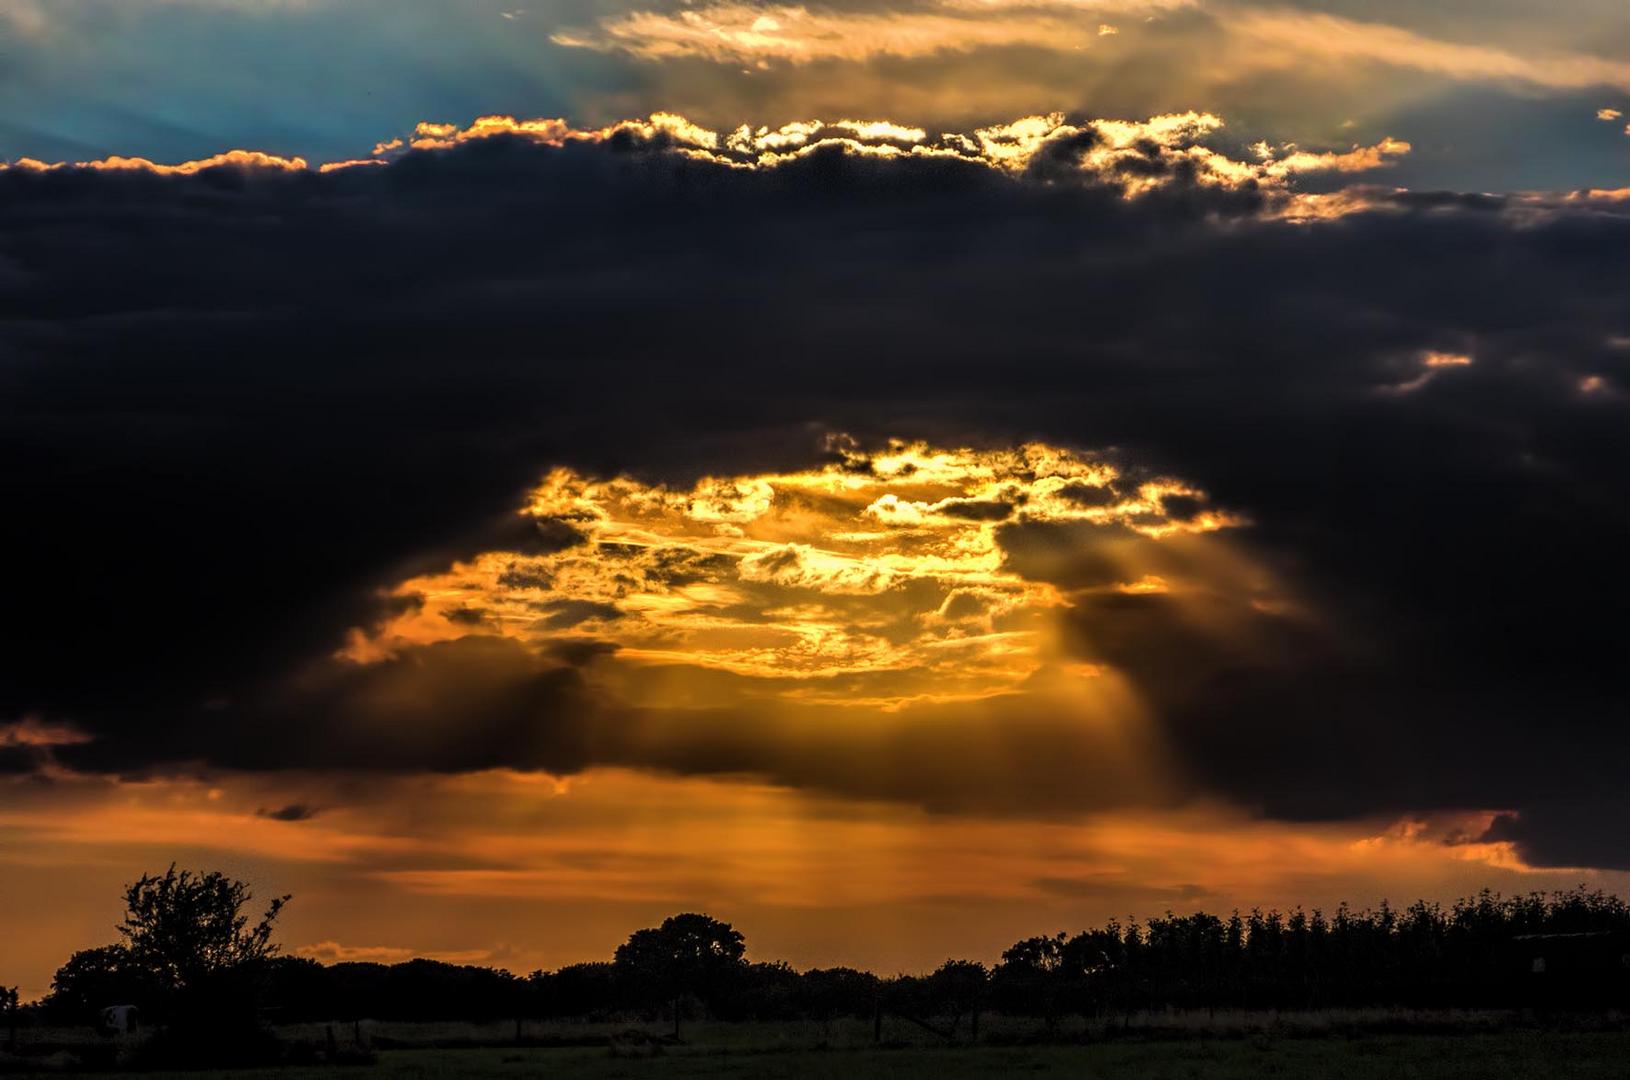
32, 871, 1630, 1039
987, 889, 1630, 1022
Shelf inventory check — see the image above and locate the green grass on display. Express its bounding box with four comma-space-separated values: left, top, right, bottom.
10, 1028, 1630, 1079
387, 1034, 1630, 1080
269, 1008, 1535, 1051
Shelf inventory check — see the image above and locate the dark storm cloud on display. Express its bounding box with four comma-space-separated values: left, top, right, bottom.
529, 599, 623, 630
2, 126, 1628, 868
0, 745, 46, 775
52, 635, 1167, 815
55, 636, 603, 776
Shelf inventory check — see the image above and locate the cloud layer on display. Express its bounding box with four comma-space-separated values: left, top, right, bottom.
555, 0, 1630, 98
2, 111, 1629, 878
6, 0, 1630, 196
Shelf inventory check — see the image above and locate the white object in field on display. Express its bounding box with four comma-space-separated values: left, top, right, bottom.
99, 1004, 140, 1036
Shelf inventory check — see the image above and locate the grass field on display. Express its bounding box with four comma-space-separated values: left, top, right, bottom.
7, 1017, 1630, 1078
10, 1031, 1626, 1080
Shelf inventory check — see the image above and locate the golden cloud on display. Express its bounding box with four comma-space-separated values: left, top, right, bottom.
552, 0, 1630, 98
1385, 349, 1475, 393
3, 108, 1410, 220
1224, 8, 1630, 92
387, 109, 1408, 210
2, 149, 308, 175
346, 440, 1249, 712
552, 0, 1199, 65
552, 3, 1100, 65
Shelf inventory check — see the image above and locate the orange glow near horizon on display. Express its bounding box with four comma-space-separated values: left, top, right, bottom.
4, 763, 1620, 1004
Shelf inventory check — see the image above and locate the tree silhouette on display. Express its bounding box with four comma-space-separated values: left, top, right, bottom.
993, 932, 1067, 1032
122, 865, 289, 1059
45, 945, 157, 1023
119, 865, 288, 999
1, 986, 18, 1051
926, 960, 988, 1039
612, 913, 745, 1038
32, 886, 1630, 1036
36, 868, 292, 1064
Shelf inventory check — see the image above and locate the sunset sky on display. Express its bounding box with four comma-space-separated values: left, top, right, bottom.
4, 0, 1630, 1004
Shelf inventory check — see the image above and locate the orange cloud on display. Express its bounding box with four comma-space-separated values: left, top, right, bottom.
318, 158, 387, 173
1224, 8, 1630, 91
3, 149, 308, 176
553, 0, 1630, 97
552, 0, 1200, 66
1386, 349, 1475, 393
0, 717, 90, 748
295, 941, 418, 964
552, 3, 1100, 65
1257, 137, 1412, 178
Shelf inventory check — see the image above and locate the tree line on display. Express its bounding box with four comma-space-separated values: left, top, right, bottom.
24, 870, 1630, 1043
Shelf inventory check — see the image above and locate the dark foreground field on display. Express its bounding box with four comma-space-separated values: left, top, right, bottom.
161, 1034, 1630, 1080
10, 1018, 1630, 1079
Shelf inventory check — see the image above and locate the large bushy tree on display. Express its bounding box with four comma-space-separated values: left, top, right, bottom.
926, 960, 988, 1038
613, 913, 745, 1036
45, 945, 158, 1023
119, 865, 288, 998
45, 865, 289, 1049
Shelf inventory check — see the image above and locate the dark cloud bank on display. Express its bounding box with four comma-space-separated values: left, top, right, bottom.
2, 124, 1628, 870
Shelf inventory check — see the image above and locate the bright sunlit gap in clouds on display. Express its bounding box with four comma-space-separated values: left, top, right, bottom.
324, 436, 1260, 821
353, 439, 1241, 701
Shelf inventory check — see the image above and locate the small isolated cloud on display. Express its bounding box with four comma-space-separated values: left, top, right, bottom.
295, 939, 517, 966
1598, 108, 1623, 121
0, 718, 91, 748
296, 941, 417, 964
3, 149, 308, 176
1385, 349, 1474, 393
257, 803, 320, 822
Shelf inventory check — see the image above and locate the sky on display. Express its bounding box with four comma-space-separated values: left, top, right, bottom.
3, 0, 1630, 1003
5, 0, 1630, 188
